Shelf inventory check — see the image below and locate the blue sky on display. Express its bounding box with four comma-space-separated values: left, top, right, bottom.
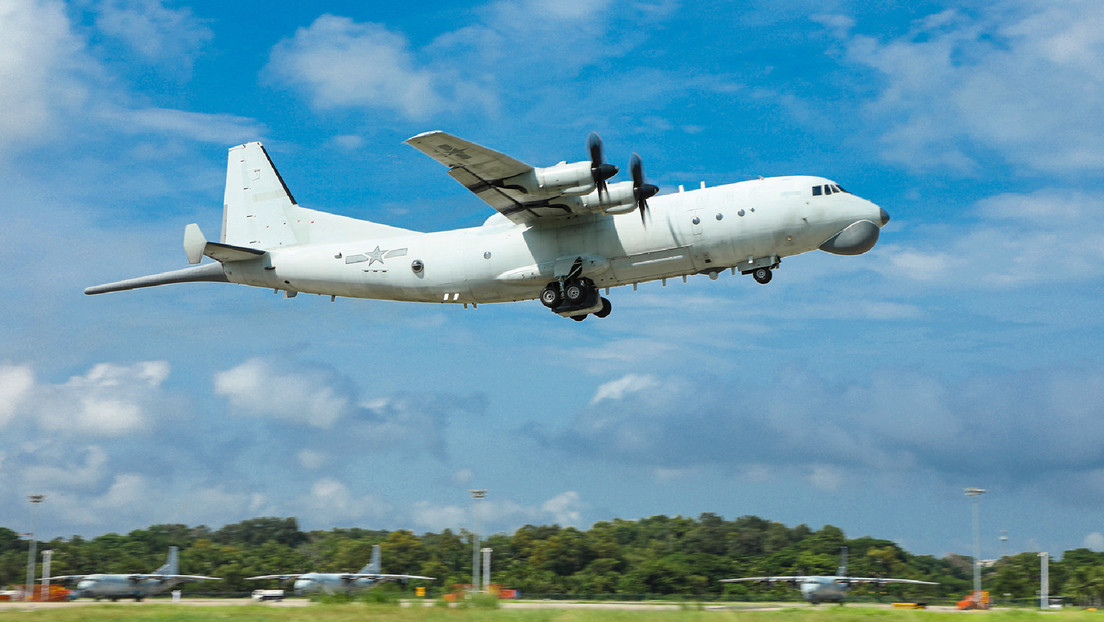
3, 0, 1104, 560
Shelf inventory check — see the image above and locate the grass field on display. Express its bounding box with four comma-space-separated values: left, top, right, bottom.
4, 604, 1101, 622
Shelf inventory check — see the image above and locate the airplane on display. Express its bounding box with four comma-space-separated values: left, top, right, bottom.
42, 546, 219, 602
245, 544, 433, 595
84, 131, 890, 320
721, 548, 937, 605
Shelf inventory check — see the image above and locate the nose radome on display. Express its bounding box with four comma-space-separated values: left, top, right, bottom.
879, 207, 890, 226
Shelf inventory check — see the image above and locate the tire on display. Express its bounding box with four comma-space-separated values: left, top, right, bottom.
565, 282, 586, 302
753, 267, 772, 284
571, 314, 587, 321
594, 298, 612, 318
539, 285, 561, 308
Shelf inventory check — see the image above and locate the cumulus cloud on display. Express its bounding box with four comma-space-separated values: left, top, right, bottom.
214, 356, 485, 457
300, 477, 392, 524
0, 363, 34, 427
540, 365, 1104, 503
827, 0, 1104, 174
93, 0, 213, 70
0, 0, 92, 150
412, 491, 585, 532
265, 15, 492, 120
17, 360, 172, 436
877, 188, 1104, 289
215, 358, 353, 428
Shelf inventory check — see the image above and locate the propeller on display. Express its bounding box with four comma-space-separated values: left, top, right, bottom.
587, 132, 618, 199
629, 153, 659, 224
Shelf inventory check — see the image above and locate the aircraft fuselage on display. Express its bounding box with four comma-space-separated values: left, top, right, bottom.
221, 175, 885, 305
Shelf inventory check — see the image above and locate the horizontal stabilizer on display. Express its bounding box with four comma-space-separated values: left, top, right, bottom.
204, 242, 266, 262
185, 223, 266, 264
84, 263, 228, 295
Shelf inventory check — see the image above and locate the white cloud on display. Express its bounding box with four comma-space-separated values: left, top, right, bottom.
541, 491, 582, 526
266, 15, 489, 120
0, 363, 33, 427
834, 0, 1104, 174
297, 449, 326, 470
1084, 532, 1104, 551
301, 477, 392, 524
214, 358, 351, 428
93, 0, 212, 69
30, 361, 170, 436
590, 373, 658, 405
0, 0, 92, 151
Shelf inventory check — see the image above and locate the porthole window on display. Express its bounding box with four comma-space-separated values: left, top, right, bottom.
411, 259, 424, 273
715, 213, 723, 220
738, 209, 745, 217
483, 251, 491, 259
692, 216, 700, 225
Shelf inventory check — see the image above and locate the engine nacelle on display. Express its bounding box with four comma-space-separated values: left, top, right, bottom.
554, 180, 638, 215
502, 161, 595, 197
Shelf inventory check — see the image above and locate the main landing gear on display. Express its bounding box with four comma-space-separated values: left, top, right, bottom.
540, 277, 612, 321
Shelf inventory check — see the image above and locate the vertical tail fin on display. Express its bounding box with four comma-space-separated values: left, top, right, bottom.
154, 546, 179, 575
222, 142, 300, 249
837, 546, 848, 577
358, 545, 382, 574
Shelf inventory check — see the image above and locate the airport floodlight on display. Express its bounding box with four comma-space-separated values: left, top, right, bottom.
965, 488, 985, 593
25, 495, 45, 602
470, 490, 487, 592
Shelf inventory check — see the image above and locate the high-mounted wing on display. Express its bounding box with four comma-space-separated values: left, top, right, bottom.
721, 576, 808, 584
405, 131, 645, 224
343, 573, 435, 581
246, 574, 304, 581
39, 575, 88, 583
135, 574, 220, 582
837, 577, 939, 585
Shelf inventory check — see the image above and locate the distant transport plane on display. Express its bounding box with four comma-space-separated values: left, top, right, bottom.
85, 131, 889, 320
42, 546, 219, 601
721, 548, 938, 605
246, 544, 433, 595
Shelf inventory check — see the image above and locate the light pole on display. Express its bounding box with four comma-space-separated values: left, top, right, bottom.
482, 547, 492, 592
965, 488, 985, 595
25, 494, 45, 602
470, 489, 486, 593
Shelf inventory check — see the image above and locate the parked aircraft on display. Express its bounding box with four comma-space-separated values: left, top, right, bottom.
85, 132, 889, 320
42, 546, 219, 601
246, 544, 433, 595
721, 548, 937, 605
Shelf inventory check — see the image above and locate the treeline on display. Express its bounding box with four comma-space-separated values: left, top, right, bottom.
2, 514, 1103, 603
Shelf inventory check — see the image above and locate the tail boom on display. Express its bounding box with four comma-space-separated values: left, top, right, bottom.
84, 263, 228, 295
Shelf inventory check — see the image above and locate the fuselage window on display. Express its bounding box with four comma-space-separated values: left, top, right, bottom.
812, 185, 823, 196
825, 185, 833, 195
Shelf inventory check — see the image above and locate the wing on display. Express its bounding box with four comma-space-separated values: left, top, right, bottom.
347, 573, 435, 581
843, 577, 939, 585
137, 574, 220, 582
40, 575, 87, 583
721, 576, 809, 583
405, 131, 633, 225
246, 574, 303, 581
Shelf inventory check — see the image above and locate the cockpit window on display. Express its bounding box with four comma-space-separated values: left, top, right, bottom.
812, 184, 849, 196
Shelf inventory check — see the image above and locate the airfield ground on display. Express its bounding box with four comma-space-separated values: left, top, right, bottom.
0, 598, 1079, 619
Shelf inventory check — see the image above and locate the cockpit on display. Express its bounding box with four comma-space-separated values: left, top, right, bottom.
812, 184, 848, 196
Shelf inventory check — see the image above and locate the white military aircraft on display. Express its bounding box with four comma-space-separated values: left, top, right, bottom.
721, 548, 937, 605
246, 544, 432, 595
43, 546, 219, 601
85, 132, 889, 320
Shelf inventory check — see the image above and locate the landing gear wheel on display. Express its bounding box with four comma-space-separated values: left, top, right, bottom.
571, 314, 587, 321
594, 297, 612, 318
564, 281, 586, 302
539, 284, 562, 308
753, 267, 773, 284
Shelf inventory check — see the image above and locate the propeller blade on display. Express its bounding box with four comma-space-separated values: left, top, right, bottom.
630, 153, 659, 224
588, 132, 618, 199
